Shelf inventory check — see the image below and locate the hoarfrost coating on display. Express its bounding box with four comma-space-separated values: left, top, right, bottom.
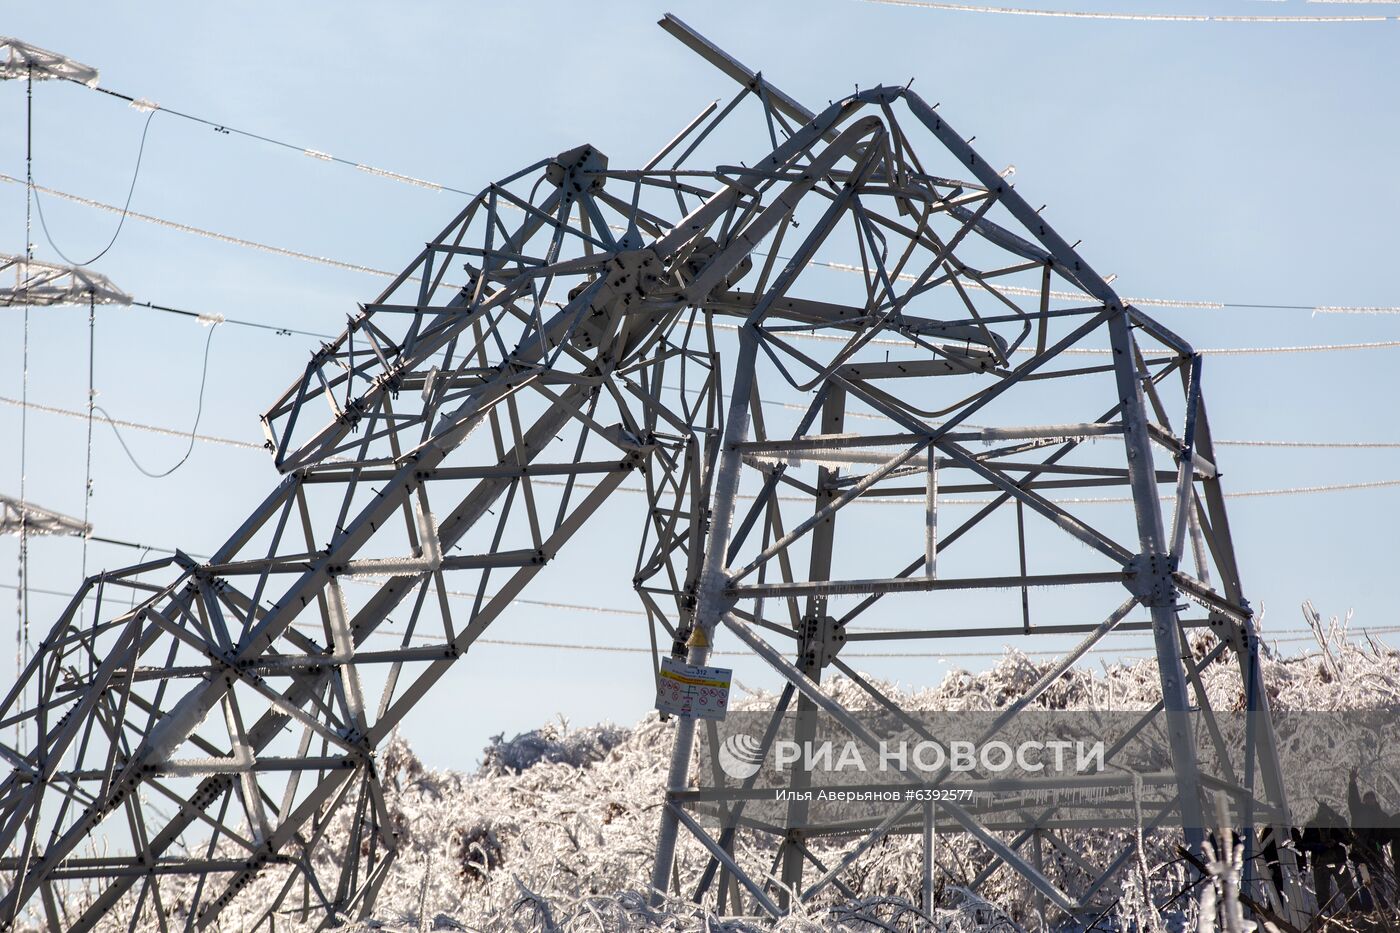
49, 627, 1400, 932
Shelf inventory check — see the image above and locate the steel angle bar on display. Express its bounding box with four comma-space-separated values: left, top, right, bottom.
728, 440, 930, 584
940, 802, 1079, 914
843, 618, 1165, 641
720, 614, 1077, 910
667, 803, 783, 918
935, 441, 1135, 563
799, 801, 920, 904
691, 683, 796, 902
728, 570, 1123, 600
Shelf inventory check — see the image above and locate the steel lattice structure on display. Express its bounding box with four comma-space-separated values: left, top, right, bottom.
1, 16, 1301, 930
0, 254, 131, 308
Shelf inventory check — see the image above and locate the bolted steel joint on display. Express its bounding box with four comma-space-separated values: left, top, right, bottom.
1208, 611, 1249, 651
1122, 552, 1178, 608
546, 144, 609, 196
798, 614, 846, 672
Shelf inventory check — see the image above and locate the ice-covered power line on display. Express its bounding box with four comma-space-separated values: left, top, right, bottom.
6, 394, 1398, 471
13, 579, 1385, 658
0, 174, 398, 277
1213, 439, 1400, 450
1313, 305, 1400, 315
5, 175, 1394, 351
3, 128, 1395, 317
858, 0, 1399, 21
528, 476, 1400, 505
709, 322, 1400, 356
756, 400, 1400, 448
0, 395, 265, 451
7, 172, 1397, 319
301, 623, 1400, 659
1063, 340, 1400, 356
75, 82, 473, 196
811, 258, 1400, 315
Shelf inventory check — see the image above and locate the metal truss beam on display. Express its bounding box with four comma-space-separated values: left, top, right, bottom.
0, 254, 130, 307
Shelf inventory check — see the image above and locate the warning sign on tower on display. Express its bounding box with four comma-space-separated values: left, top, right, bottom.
655, 657, 732, 720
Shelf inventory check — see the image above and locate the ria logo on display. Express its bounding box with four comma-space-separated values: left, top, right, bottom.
717, 733, 765, 780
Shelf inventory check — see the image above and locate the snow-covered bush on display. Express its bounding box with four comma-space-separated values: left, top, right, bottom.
63, 613, 1399, 931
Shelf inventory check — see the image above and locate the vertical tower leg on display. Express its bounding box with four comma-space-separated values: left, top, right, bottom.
777, 387, 846, 905
1106, 307, 1206, 850
649, 329, 759, 906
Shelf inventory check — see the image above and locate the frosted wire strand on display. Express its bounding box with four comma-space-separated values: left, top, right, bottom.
1213, 439, 1400, 449
524, 476, 1400, 505
6, 394, 1396, 486
709, 322, 1400, 356
3, 174, 1394, 319
857, 0, 1396, 22
814, 259, 1231, 310
0, 174, 397, 278
754, 399, 1400, 447
304, 624, 1400, 658
0, 395, 265, 450
9, 580, 1397, 659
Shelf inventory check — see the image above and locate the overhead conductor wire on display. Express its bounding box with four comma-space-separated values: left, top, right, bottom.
93, 322, 222, 479
2, 393, 1396, 504
14, 68, 1399, 316
30, 107, 157, 266
5, 173, 1400, 351
856, 0, 1400, 21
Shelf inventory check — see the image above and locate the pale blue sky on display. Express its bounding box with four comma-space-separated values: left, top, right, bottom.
3, 1, 1397, 767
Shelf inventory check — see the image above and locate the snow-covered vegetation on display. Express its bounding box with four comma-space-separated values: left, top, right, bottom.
78, 618, 1400, 931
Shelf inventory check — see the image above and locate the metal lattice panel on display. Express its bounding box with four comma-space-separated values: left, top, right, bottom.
0, 254, 130, 308
0, 497, 89, 539
0, 37, 97, 85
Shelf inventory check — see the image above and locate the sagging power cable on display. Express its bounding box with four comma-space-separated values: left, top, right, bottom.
30, 109, 157, 266
92, 321, 221, 478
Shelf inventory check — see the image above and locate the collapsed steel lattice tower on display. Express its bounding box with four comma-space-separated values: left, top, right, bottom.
1, 16, 1297, 930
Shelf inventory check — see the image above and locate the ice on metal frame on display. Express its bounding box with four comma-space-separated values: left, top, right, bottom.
0, 37, 98, 85
0, 495, 90, 538
0, 253, 131, 307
